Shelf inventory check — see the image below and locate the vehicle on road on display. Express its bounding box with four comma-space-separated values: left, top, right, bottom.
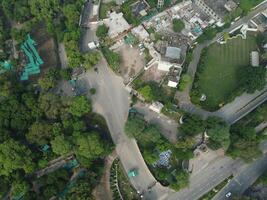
128, 168, 139, 177
225, 192, 232, 198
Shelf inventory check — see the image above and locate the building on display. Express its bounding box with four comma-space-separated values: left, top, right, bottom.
158, 60, 181, 71
251, 51, 260, 67
192, 0, 222, 22
149, 101, 164, 113
132, 25, 150, 41
103, 12, 131, 39
167, 66, 182, 88
224, 0, 237, 12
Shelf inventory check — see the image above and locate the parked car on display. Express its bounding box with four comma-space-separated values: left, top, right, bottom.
225, 192, 232, 198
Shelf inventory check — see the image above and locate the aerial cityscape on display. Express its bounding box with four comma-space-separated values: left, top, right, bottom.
0, 0, 267, 200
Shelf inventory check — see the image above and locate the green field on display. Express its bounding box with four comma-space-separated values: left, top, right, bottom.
194, 36, 257, 110
240, 0, 264, 12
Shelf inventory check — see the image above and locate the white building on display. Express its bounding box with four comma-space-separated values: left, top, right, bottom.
103, 12, 131, 39
158, 60, 181, 71
251, 51, 260, 67
149, 102, 164, 113
193, 0, 222, 23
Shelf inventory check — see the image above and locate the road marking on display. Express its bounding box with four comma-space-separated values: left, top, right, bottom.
234, 178, 242, 185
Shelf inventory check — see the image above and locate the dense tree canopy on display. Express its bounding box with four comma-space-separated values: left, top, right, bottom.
0, 139, 34, 176
172, 19, 185, 32
96, 24, 109, 39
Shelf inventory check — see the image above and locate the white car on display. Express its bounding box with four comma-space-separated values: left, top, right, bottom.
225, 192, 232, 198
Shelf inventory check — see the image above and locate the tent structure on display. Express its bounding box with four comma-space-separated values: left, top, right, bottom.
20, 34, 44, 81
0, 60, 12, 74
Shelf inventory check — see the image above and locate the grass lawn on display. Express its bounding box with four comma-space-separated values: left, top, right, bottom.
240, 0, 264, 13
195, 36, 257, 110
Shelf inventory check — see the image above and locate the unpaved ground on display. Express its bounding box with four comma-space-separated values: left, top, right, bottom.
115, 44, 145, 84
141, 64, 167, 83
93, 151, 118, 200
31, 23, 58, 72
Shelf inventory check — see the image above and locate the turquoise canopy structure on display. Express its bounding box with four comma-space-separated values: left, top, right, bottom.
0, 60, 12, 74
20, 34, 44, 81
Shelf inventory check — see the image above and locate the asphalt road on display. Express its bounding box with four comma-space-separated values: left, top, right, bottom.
169, 157, 244, 200
212, 154, 267, 200
79, 58, 171, 200
79, 0, 98, 53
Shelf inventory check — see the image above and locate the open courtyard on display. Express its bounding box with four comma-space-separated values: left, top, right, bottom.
193, 35, 258, 110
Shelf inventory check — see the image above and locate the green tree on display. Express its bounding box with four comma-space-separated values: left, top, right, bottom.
143, 149, 158, 164
60, 68, 72, 80
101, 47, 120, 71
172, 19, 185, 32
39, 93, 63, 119
141, 124, 162, 146
83, 52, 101, 70
96, 24, 109, 39
68, 96, 91, 117
207, 125, 230, 150
51, 135, 72, 155
11, 180, 30, 198
74, 132, 105, 161
124, 115, 146, 137
26, 122, 53, 145
138, 85, 154, 102
0, 139, 34, 176
180, 113, 205, 136
241, 65, 266, 93
170, 170, 189, 191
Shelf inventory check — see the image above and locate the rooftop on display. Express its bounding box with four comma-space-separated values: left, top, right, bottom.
165, 46, 181, 60
103, 12, 131, 38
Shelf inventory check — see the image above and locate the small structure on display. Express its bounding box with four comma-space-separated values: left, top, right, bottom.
224, 0, 237, 12
167, 66, 182, 88
20, 34, 44, 81
0, 60, 12, 74
103, 12, 131, 39
88, 41, 99, 50
251, 51, 260, 67
131, 0, 150, 18
157, 0, 164, 9
149, 101, 164, 113
154, 150, 172, 168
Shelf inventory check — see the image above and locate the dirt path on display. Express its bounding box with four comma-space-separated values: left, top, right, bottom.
93, 150, 118, 200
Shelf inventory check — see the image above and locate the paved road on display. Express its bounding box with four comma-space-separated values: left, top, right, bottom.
79, 58, 171, 200
79, 0, 98, 53
215, 87, 267, 124
212, 154, 267, 200
58, 43, 68, 69
169, 157, 244, 200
